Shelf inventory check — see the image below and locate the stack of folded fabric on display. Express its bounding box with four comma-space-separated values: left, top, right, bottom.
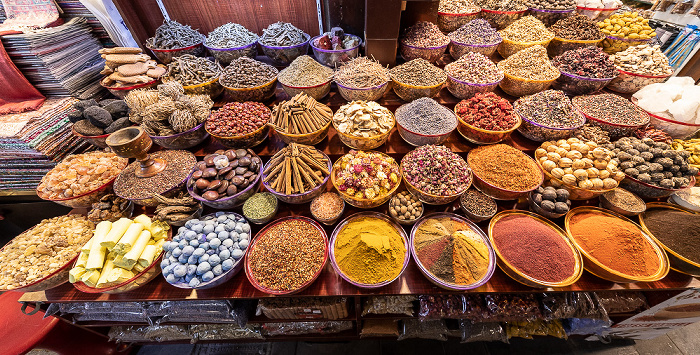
54, 0, 115, 47
0, 98, 95, 191
1, 17, 106, 99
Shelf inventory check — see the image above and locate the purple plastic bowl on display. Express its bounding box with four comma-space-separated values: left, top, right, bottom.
310, 34, 362, 67
446, 72, 503, 99
149, 121, 210, 149
330, 212, 410, 288
262, 150, 333, 204
410, 212, 496, 290
186, 154, 263, 209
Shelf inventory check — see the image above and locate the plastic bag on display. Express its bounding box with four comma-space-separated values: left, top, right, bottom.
462, 294, 489, 321
484, 294, 542, 322
257, 297, 349, 320
360, 319, 399, 338
152, 300, 251, 326
564, 318, 611, 336
190, 324, 264, 342
460, 321, 508, 343
506, 320, 567, 339
541, 293, 578, 320
55, 302, 152, 324
595, 291, 648, 314
397, 319, 449, 341
108, 325, 191, 342
418, 295, 466, 319
570, 292, 610, 321
261, 321, 353, 336
362, 296, 416, 317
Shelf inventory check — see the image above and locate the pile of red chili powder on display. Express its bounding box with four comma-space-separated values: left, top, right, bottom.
491, 213, 576, 283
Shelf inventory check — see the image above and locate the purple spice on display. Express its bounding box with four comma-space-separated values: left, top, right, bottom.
551, 46, 617, 79
448, 19, 502, 45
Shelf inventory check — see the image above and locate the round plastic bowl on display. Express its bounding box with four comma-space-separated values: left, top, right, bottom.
620, 175, 695, 200
37, 160, 128, 208
259, 35, 311, 65
599, 188, 646, 217
246, 216, 328, 295
565, 206, 670, 283
528, 191, 567, 219
72, 229, 171, 294
497, 37, 553, 58
389, 195, 424, 226
330, 212, 409, 288
331, 152, 401, 209
446, 73, 502, 100
411, 212, 496, 290
180, 77, 224, 99
490, 210, 583, 288
515, 109, 585, 142
455, 112, 521, 145
602, 35, 652, 55
607, 69, 672, 94
204, 41, 257, 66
479, 8, 527, 30
149, 121, 209, 149
438, 10, 481, 32
147, 41, 205, 64
100, 78, 158, 99
400, 41, 449, 63
631, 97, 700, 139
335, 81, 390, 102
639, 203, 700, 276
207, 121, 270, 149
280, 79, 332, 101
449, 39, 501, 60
166, 213, 248, 290
310, 34, 362, 67
311, 196, 346, 226
574, 101, 650, 138
186, 155, 263, 209
391, 78, 445, 102
528, 7, 575, 26
262, 150, 333, 204
547, 37, 604, 58
222, 77, 278, 102
333, 114, 395, 150
396, 116, 456, 147
402, 169, 472, 205
437, 9, 481, 32
72, 125, 109, 149
536, 158, 615, 200
552, 71, 616, 96
243, 193, 278, 224
575, 6, 619, 21
468, 153, 543, 200
498, 71, 559, 97
274, 119, 331, 145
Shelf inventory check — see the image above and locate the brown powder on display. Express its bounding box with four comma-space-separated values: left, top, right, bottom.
468, 144, 542, 191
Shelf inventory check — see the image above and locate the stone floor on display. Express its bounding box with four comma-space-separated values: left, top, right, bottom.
124, 320, 700, 355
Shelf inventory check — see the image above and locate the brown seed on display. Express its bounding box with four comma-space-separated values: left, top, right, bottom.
218, 166, 233, 178
204, 154, 216, 166
225, 170, 236, 180
239, 156, 251, 166
192, 170, 203, 179
196, 161, 207, 171
243, 171, 254, 179
232, 176, 245, 186
235, 167, 248, 175
218, 180, 229, 194
208, 179, 222, 191
235, 149, 247, 158
195, 178, 210, 190
202, 190, 219, 200
225, 150, 237, 161
203, 168, 218, 178
227, 184, 238, 196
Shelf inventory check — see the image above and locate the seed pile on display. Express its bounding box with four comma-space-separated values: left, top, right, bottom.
38, 152, 127, 199
219, 57, 278, 88
574, 124, 611, 144
460, 189, 497, 217
278, 55, 333, 87
514, 90, 584, 128
551, 14, 604, 40
114, 150, 196, 201
248, 218, 326, 291
260, 22, 308, 46
333, 56, 390, 88
271, 93, 332, 135
163, 55, 221, 86
609, 45, 673, 76
207, 102, 270, 137
642, 209, 700, 264
310, 192, 344, 221
0, 215, 94, 290
189, 149, 261, 201
497, 45, 559, 80
602, 188, 646, 213
454, 92, 517, 131
243, 192, 277, 220
552, 46, 617, 78
147, 20, 204, 49
499, 16, 554, 42
448, 19, 502, 45
527, 0, 575, 9
389, 191, 423, 222
390, 59, 446, 87
468, 144, 542, 191
263, 143, 329, 195
333, 101, 394, 137
402, 145, 472, 196
439, 0, 480, 13
572, 94, 649, 126
445, 52, 502, 83
395, 98, 457, 135
479, 0, 527, 11
125, 81, 213, 135
402, 21, 450, 47
205, 23, 258, 48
